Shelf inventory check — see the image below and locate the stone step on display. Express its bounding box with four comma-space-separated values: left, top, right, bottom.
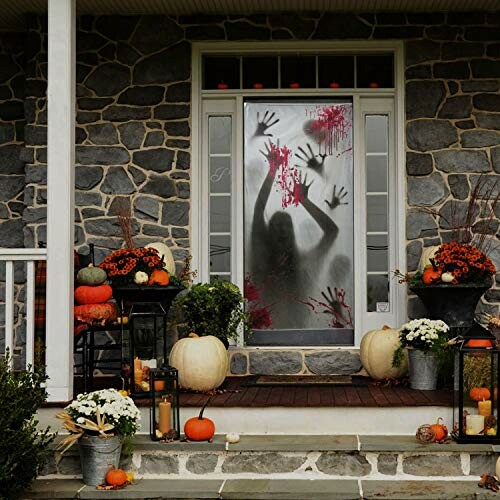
25, 478, 498, 499
41, 435, 500, 481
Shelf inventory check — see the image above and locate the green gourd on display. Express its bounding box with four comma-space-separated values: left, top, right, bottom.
76, 264, 107, 286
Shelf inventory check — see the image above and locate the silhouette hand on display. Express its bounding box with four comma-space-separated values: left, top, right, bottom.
254, 111, 279, 137
325, 185, 348, 209
321, 286, 343, 315
296, 172, 314, 201
295, 143, 327, 174
260, 139, 281, 177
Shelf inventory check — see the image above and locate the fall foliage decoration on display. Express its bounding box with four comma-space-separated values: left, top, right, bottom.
184, 397, 215, 441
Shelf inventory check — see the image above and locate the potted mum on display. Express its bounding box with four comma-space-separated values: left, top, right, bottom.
393, 319, 450, 390
57, 389, 140, 486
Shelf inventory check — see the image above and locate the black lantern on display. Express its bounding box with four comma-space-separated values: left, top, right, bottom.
149, 364, 180, 441
127, 302, 168, 398
453, 322, 500, 443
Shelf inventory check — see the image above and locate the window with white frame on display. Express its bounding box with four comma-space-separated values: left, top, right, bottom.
193, 43, 405, 347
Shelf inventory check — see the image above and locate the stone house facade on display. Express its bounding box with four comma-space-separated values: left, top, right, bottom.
0, 10, 499, 374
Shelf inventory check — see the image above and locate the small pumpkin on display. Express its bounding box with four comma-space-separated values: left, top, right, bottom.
422, 265, 442, 284
105, 466, 127, 487
184, 398, 215, 441
148, 269, 170, 286
467, 339, 493, 348
134, 271, 149, 285
441, 272, 454, 283
429, 417, 448, 442
76, 264, 107, 286
470, 387, 491, 402
74, 303, 118, 325
74, 284, 113, 305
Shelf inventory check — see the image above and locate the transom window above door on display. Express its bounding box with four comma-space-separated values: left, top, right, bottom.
202, 53, 394, 90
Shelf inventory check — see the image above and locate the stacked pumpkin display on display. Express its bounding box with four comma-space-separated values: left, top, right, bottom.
74, 265, 117, 326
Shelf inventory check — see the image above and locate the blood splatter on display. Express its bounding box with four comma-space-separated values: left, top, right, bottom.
244, 274, 273, 329
298, 288, 353, 328
309, 105, 351, 156
267, 142, 303, 208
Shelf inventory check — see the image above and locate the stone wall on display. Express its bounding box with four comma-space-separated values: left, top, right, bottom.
0, 12, 498, 339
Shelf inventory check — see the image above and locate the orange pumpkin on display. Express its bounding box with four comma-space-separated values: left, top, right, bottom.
74, 303, 118, 325
184, 398, 215, 441
105, 466, 127, 487
470, 387, 491, 402
148, 269, 170, 286
429, 417, 448, 442
422, 266, 442, 284
466, 339, 493, 348
74, 284, 113, 305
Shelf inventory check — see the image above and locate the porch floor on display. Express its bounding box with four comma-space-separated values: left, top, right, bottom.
178, 377, 453, 408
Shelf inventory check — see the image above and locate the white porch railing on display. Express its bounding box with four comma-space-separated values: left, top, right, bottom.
0, 248, 47, 369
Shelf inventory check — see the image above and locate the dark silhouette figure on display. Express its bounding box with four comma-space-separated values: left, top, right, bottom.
249, 144, 341, 329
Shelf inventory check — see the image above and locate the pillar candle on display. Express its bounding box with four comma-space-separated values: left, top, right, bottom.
134, 368, 144, 383
158, 397, 171, 434
466, 414, 485, 435
478, 399, 492, 417
134, 357, 142, 370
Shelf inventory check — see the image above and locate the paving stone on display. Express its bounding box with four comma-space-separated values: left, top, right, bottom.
177, 181, 190, 199
100, 166, 135, 194
134, 195, 159, 221
222, 452, 305, 474
406, 40, 441, 66
0, 101, 23, 121
166, 82, 191, 102
186, 25, 226, 40
107, 196, 131, 216
434, 61, 471, 79
57, 454, 81, 475
131, 16, 183, 54
442, 42, 485, 60
439, 199, 480, 229
362, 480, 498, 499
144, 131, 164, 147
405, 64, 432, 79
448, 174, 470, 200
474, 93, 500, 112
117, 42, 141, 66
84, 62, 130, 96
438, 95, 472, 119
230, 352, 248, 375
406, 240, 422, 272
0, 144, 24, 174
471, 59, 500, 78
406, 152, 433, 176
133, 42, 191, 85
23, 207, 47, 223
221, 479, 360, 499
402, 454, 462, 476
227, 435, 358, 452
186, 453, 219, 474
129, 165, 147, 185
225, 21, 271, 40
313, 13, 372, 39
461, 130, 500, 148
492, 146, 500, 173
316, 451, 371, 476
434, 149, 491, 173
78, 97, 113, 110
407, 120, 457, 152
118, 122, 146, 150
161, 200, 189, 226
77, 111, 101, 124
85, 217, 139, 237
95, 15, 138, 41
447, 81, 459, 95
406, 209, 437, 239
86, 123, 118, 145
304, 351, 361, 375
76, 146, 130, 165
0, 175, 24, 202
476, 112, 500, 130
75, 191, 102, 207
462, 80, 500, 92
102, 106, 151, 122
406, 81, 445, 119
407, 172, 449, 206
139, 453, 180, 474
456, 119, 475, 130
155, 104, 191, 120
377, 453, 398, 475
249, 351, 303, 375
118, 86, 165, 106
142, 224, 170, 237
133, 148, 174, 172
176, 151, 191, 170
269, 14, 315, 39
140, 175, 176, 198
24, 479, 83, 499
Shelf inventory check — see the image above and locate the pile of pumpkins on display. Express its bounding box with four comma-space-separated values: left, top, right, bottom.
74, 264, 117, 326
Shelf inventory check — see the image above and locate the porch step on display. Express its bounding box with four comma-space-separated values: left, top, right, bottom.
25, 478, 498, 499
40, 435, 499, 482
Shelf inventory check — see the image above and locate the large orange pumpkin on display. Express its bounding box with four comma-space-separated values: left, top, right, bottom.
470, 387, 491, 402
184, 398, 215, 441
74, 303, 117, 325
429, 417, 448, 442
148, 269, 170, 286
74, 284, 113, 305
105, 466, 127, 487
422, 266, 442, 284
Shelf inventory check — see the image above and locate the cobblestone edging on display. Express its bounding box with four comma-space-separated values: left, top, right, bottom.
228, 348, 363, 376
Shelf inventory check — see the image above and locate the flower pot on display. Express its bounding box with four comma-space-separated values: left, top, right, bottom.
408, 349, 439, 390
79, 435, 122, 486
409, 283, 491, 329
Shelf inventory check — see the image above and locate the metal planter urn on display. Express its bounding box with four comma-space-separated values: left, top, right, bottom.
408, 349, 439, 390
78, 435, 122, 486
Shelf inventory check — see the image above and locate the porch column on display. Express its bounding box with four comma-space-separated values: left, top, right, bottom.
46, 0, 76, 402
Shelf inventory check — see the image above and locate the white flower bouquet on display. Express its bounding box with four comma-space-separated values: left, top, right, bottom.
393, 318, 450, 367
56, 389, 140, 454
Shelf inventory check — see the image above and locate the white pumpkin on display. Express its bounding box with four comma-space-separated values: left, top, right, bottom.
417, 245, 440, 274
360, 325, 408, 380
145, 242, 176, 275
169, 333, 229, 391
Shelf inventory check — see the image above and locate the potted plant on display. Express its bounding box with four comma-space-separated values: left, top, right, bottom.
174, 280, 250, 348
393, 318, 451, 390
57, 389, 140, 486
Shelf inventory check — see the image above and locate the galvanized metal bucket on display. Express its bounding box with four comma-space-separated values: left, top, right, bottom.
79, 435, 122, 486
408, 349, 439, 391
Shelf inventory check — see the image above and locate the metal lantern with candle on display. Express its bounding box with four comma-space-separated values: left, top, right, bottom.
149, 364, 180, 441
453, 322, 500, 444
128, 302, 168, 398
